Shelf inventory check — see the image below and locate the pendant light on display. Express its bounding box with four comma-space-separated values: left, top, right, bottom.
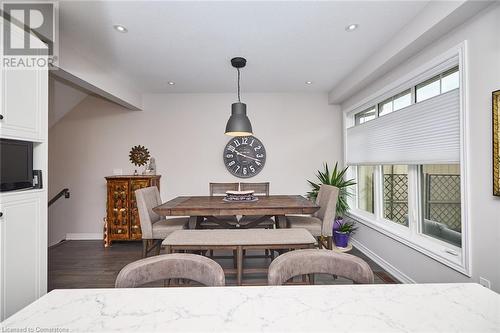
225, 57, 253, 136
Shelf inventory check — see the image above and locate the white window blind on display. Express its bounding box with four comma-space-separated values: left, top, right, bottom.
346, 89, 460, 165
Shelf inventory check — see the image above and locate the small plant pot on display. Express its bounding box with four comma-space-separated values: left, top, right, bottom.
333, 231, 350, 248
333, 217, 344, 233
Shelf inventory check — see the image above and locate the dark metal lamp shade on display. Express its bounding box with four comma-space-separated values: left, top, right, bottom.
225, 102, 253, 136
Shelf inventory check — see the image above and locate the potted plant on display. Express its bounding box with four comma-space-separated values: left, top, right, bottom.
332, 220, 357, 248
307, 162, 356, 222
307, 162, 356, 247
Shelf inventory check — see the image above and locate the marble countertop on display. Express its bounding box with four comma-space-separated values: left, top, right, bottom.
2, 283, 499, 332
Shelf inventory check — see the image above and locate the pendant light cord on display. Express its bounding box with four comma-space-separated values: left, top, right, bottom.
237, 68, 241, 102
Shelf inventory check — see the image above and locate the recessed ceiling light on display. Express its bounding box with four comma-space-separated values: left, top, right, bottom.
345, 24, 359, 32
113, 24, 128, 33
167, 81, 175, 85
305, 81, 313, 85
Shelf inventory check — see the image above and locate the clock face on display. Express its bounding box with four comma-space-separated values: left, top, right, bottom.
223, 136, 266, 178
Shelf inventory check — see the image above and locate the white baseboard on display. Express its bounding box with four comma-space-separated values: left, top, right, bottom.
65, 233, 102, 240
351, 238, 416, 284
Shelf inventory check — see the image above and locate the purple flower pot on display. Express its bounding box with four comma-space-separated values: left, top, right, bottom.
333, 231, 350, 248
333, 218, 343, 232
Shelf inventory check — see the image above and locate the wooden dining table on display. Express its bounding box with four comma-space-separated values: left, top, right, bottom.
152, 195, 319, 229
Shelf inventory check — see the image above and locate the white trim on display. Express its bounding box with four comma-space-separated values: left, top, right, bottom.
65, 233, 102, 240
458, 40, 472, 277
348, 210, 470, 276
350, 238, 415, 284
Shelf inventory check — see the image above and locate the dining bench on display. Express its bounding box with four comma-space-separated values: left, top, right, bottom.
161, 228, 317, 285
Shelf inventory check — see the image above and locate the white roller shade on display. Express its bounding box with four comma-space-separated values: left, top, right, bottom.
346, 89, 460, 165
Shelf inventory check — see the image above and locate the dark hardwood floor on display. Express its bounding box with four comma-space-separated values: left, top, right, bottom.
48, 240, 398, 290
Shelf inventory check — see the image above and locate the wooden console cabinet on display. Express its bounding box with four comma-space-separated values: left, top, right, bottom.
104, 175, 161, 246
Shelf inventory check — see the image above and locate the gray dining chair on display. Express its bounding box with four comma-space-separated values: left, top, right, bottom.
267, 249, 374, 285
286, 184, 339, 249
115, 253, 225, 288
136, 187, 189, 257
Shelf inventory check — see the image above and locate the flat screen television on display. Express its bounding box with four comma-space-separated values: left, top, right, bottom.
0, 138, 34, 192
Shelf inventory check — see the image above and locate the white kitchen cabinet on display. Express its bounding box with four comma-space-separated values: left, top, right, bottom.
0, 18, 47, 142
0, 68, 45, 141
0, 190, 47, 320
0, 18, 48, 321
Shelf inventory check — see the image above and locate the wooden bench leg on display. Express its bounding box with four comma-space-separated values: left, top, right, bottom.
236, 246, 243, 286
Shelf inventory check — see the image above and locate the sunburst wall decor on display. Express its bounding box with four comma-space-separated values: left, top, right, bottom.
129, 145, 150, 167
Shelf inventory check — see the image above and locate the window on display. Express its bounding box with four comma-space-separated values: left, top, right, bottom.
393, 90, 412, 111
378, 89, 411, 117
416, 66, 459, 102
355, 107, 376, 125
357, 166, 374, 214
421, 164, 461, 247
416, 76, 440, 102
441, 67, 459, 93
352, 66, 460, 128
344, 50, 468, 273
383, 165, 408, 226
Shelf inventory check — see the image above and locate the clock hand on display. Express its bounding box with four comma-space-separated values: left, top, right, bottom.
234, 150, 261, 162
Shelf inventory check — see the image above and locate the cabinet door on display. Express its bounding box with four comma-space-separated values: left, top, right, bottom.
129, 179, 151, 239
0, 23, 46, 141
107, 181, 130, 239
0, 193, 45, 320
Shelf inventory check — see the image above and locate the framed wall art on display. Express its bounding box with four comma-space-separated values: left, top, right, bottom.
493, 90, 500, 196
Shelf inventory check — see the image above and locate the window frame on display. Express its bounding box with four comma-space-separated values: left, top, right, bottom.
343, 43, 470, 276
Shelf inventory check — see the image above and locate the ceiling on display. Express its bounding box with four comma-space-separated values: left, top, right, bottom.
59, 1, 429, 94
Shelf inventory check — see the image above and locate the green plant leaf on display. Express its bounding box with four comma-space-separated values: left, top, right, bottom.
306, 162, 356, 217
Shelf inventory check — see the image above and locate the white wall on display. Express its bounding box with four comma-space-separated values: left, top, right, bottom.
343, 5, 500, 291
48, 93, 341, 245
48, 77, 87, 128
57, 37, 142, 110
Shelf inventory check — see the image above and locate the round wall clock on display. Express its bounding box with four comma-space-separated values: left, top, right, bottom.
223, 136, 266, 178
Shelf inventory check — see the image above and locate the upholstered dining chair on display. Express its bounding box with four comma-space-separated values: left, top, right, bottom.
209, 182, 240, 195
286, 184, 339, 249
237, 182, 275, 228
135, 187, 189, 257
115, 253, 225, 288
267, 249, 374, 285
